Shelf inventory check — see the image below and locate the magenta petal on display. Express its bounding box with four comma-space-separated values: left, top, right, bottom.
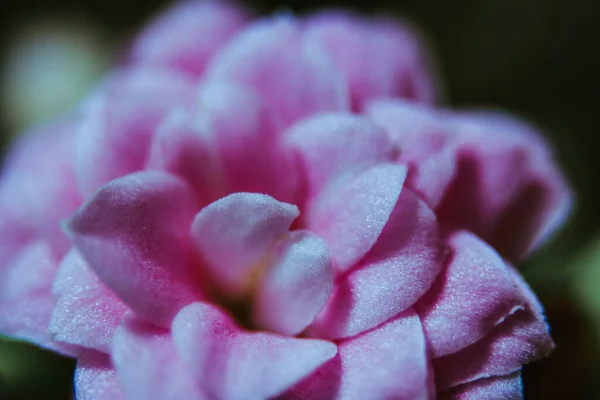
191, 193, 299, 297
205, 17, 348, 127
285, 113, 394, 198
75, 68, 194, 197
366, 99, 456, 208
75, 350, 124, 400
50, 250, 129, 353
112, 318, 207, 400
253, 230, 333, 335
129, 1, 249, 76
416, 230, 525, 358
308, 163, 407, 272
440, 372, 523, 400
309, 188, 443, 339
288, 309, 430, 400
306, 11, 436, 110
68, 171, 203, 327
0, 241, 57, 350
172, 302, 337, 400
198, 83, 299, 202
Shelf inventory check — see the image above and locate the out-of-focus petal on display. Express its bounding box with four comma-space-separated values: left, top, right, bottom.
129, 1, 249, 77
287, 309, 430, 400
191, 192, 299, 298
253, 230, 333, 335
172, 302, 337, 400
306, 11, 436, 110
205, 17, 348, 127
309, 188, 443, 339
50, 249, 129, 353
74, 350, 124, 400
439, 372, 523, 400
307, 163, 407, 272
112, 318, 207, 400
416, 230, 525, 357
67, 171, 203, 327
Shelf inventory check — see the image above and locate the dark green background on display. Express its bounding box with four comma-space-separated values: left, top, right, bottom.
1, 0, 599, 398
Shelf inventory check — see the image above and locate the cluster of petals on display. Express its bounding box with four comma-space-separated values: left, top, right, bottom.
0, 1, 572, 399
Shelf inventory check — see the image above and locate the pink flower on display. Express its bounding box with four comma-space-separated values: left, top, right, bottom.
0, 2, 571, 399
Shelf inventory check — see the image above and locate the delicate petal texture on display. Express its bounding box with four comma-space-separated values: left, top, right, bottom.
191, 193, 299, 297
309, 188, 443, 339
50, 250, 129, 353
366, 99, 456, 208
68, 171, 203, 327
253, 230, 333, 335
306, 11, 436, 110
75, 68, 194, 197
438, 112, 573, 260
205, 17, 348, 127
285, 113, 393, 198
416, 230, 525, 357
288, 310, 430, 400
0, 241, 57, 349
130, 1, 249, 76
75, 350, 124, 400
172, 302, 338, 400
440, 372, 523, 400
308, 163, 407, 272
112, 318, 207, 400
197, 83, 298, 202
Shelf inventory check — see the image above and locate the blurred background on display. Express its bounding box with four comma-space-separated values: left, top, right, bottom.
0, 0, 599, 398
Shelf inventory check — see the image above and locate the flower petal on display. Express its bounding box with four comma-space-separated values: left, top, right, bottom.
439, 372, 523, 400
307, 163, 407, 272
306, 11, 436, 110
191, 193, 299, 297
75, 68, 194, 197
416, 230, 525, 357
253, 230, 333, 335
129, 1, 249, 76
112, 318, 207, 400
50, 249, 129, 353
287, 309, 431, 400
205, 17, 348, 127
172, 302, 337, 400
309, 188, 443, 339
75, 350, 124, 400
67, 171, 203, 327
284, 113, 394, 199
366, 99, 456, 208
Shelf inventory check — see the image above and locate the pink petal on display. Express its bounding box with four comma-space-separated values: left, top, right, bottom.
284, 113, 394, 199
366, 99, 456, 208
307, 163, 407, 272
75, 350, 124, 400
50, 249, 129, 353
440, 372, 523, 400
253, 230, 333, 335
129, 1, 249, 76
287, 309, 431, 400
306, 11, 436, 110
0, 241, 58, 351
172, 302, 337, 400
67, 171, 203, 327
416, 230, 525, 358
146, 109, 223, 205
112, 317, 207, 400
191, 193, 299, 297
198, 83, 299, 202
309, 188, 443, 339
437, 111, 573, 261
75, 68, 194, 197
205, 17, 348, 127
